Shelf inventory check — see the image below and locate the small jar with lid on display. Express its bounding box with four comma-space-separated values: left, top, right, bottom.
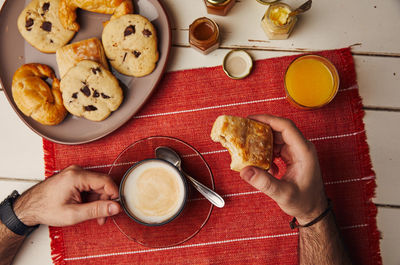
261, 2, 297, 40
204, 0, 235, 16
189, 17, 220, 55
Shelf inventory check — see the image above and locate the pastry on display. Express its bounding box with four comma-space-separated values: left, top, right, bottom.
210, 115, 274, 172
12, 64, 67, 125
17, 0, 75, 53
102, 14, 159, 77
60, 60, 123, 121
59, 0, 134, 32
56, 38, 109, 78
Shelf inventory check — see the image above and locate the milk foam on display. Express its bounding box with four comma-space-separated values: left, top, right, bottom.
122, 160, 185, 224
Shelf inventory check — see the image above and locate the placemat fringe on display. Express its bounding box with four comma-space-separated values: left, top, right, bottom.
49, 226, 67, 265
43, 140, 56, 178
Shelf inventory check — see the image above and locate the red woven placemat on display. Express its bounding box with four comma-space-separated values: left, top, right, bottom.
43, 47, 381, 265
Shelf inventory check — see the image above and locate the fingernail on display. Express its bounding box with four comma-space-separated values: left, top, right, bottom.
240, 168, 255, 181
108, 203, 119, 215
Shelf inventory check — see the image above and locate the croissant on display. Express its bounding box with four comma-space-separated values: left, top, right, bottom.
59, 0, 134, 31
56, 38, 109, 78
12, 64, 67, 125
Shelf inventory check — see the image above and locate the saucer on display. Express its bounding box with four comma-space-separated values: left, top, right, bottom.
108, 136, 214, 248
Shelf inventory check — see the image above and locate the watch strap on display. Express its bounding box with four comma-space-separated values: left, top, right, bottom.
0, 190, 39, 236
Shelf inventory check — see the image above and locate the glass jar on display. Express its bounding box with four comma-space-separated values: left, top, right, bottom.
284, 55, 340, 109
189, 17, 220, 55
261, 3, 297, 40
204, 0, 235, 16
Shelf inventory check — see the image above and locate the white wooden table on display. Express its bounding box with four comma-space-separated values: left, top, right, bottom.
1, 0, 399, 264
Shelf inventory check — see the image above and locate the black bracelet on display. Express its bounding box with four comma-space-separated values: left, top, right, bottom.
290, 199, 332, 229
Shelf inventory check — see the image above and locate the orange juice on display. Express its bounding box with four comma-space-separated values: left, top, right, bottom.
284, 55, 339, 109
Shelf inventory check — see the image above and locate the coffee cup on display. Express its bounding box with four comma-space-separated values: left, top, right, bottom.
118, 158, 188, 226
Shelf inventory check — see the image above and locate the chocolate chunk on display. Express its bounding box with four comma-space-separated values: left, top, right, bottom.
133, 50, 141, 58
123, 52, 127, 62
41, 21, 52, 32
91, 67, 101, 74
25, 18, 34, 31
84, 105, 97, 111
72, 92, 78, 99
93, 89, 100, 98
142, 29, 152, 37
80, 86, 90, 97
50, 39, 53, 43
124, 25, 135, 36
42, 2, 50, 13
101, 93, 110, 99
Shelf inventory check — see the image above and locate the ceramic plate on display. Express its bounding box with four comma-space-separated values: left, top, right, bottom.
0, 0, 171, 144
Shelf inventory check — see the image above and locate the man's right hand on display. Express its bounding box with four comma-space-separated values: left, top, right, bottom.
240, 114, 328, 225
13, 165, 122, 227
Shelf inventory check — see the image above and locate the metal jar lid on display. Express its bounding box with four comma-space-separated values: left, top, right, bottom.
256, 0, 280, 5
222, 50, 253, 79
207, 0, 229, 5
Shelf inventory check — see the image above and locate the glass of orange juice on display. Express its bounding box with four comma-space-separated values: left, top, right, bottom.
284, 54, 340, 109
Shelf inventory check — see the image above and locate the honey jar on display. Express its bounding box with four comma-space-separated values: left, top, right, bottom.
189, 17, 220, 55
204, 0, 235, 16
261, 2, 297, 40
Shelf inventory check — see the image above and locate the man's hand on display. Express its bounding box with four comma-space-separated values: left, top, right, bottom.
240, 114, 327, 224
13, 165, 122, 227
240, 114, 352, 264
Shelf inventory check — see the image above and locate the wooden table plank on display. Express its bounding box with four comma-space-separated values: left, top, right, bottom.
0, 94, 45, 181
377, 207, 400, 265
165, 0, 400, 56
366, 111, 400, 205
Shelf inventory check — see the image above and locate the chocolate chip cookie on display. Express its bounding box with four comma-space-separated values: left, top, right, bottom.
102, 14, 159, 77
17, 0, 75, 53
60, 60, 123, 121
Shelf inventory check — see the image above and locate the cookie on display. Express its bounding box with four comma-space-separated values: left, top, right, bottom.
12, 64, 67, 125
60, 60, 123, 121
102, 14, 159, 77
17, 0, 75, 53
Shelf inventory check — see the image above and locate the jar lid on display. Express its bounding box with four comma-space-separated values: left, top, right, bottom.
256, 0, 280, 5
223, 50, 253, 79
207, 0, 229, 4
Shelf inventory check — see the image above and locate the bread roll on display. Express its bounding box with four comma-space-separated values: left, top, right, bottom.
211, 115, 273, 172
56, 38, 109, 78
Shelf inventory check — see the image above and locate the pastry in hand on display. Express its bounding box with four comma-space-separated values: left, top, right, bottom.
59, 0, 134, 32
56, 38, 109, 78
210, 115, 274, 172
12, 64, 67, 125
17, 0, 75, 53
102, 14, 159, 77
60, 60, 123, 121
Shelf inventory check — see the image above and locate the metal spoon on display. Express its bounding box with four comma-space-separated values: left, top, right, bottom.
155, 146, 225, 208
287, 0, 312, 20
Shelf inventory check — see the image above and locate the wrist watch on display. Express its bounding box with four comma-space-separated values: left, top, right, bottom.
0, 190, 39, 236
